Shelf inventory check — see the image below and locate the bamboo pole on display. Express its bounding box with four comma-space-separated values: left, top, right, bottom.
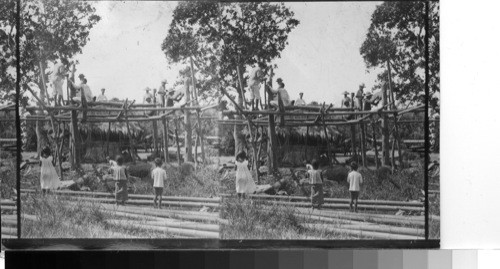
266, 68, 278, 172
124, 99, 135, 163
162, 117, 169, 163
360, 121, 367, 167
196, 110, 205, 164
175, 118, 182, 167
371, 117, 380, 169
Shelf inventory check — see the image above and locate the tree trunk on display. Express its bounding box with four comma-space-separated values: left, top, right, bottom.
184, 78, 194, 162
175, 119, 182, 167
381, 85, 390, 166
234, 64, 246, 159
266, 74, 278, 173
152, 120, 159, 154
360, 122, 367, 167
371, 119, 380, 169
162, 117, 169, 163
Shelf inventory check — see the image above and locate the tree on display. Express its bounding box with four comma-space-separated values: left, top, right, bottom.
162, 2, 299, 171
360, 1, 439, 110
360, 1, 439, 167
2, 0, 100, 168
0, 0, 18, 103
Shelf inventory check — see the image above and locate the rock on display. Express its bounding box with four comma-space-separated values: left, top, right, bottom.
62, 162, 71, 171
276, 190, 288, 196
59, 180, 77, 190
180, 162, 195, 176
258, 166, 269, 174
75, 177, 84, 185
80, 186, 91, 192
321, 165, 349, 185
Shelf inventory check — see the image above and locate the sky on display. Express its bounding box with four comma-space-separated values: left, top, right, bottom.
73, 1, 381, 106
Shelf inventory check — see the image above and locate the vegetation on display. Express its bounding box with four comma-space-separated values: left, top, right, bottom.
360, 1, 440, 110
220, 197, 362, 239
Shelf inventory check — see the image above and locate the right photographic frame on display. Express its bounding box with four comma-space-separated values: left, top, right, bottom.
215, 0, 439, 245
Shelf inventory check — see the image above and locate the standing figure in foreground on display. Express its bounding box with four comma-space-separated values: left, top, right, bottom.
111, 155, 129, 205
39, 146, 61, 194
234, 151, 256, 199
152, 158, 167, 208
307, 159, 324, 209
347, 161, 363, 212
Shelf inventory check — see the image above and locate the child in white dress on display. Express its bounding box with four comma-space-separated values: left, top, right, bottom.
235, 151, 256, 198
40, 147, 60, 194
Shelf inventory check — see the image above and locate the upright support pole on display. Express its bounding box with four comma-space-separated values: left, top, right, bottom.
196, 110, 206, 164
124, 99, 135, 163
184, 77, 194, 162
360, 121, 367, 167
189, 56, 198, 104
371, 117, 380, 169
106, 122, 111, 156
152, 120, 159, 154
381, 84, 391, 166
174, 118, 182, 167
393, 114, 403, 168
350, 93, 357, 158
266, 68, 278, 173
162, 117, 169, 163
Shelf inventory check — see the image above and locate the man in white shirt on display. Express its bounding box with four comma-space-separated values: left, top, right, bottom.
248, 62, 266, 111
151, 158, 167, 208
143, 87, 153, 104
96, 88, 108, 102
295, 92, 306, 106
347, 161, 363, 212
50, 58, 68, 106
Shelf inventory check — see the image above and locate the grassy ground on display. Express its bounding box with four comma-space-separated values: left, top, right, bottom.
0, 155, 16, 199
21, 192, 178, 238
220, 197, 364, 240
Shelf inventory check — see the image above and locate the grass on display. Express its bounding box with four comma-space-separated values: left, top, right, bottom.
0, 157, 16, 199
20, 192, 177, 238
220, 197, 361, 239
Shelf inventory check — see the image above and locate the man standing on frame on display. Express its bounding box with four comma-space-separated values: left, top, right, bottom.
248, 62, 266, 111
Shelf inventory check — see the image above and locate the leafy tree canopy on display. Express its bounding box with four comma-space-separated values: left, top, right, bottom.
162, 2, 299, 100
360, 1, 439, 110
0, 0, 100, 106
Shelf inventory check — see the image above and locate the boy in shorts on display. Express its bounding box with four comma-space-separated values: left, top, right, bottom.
347, 161, 363, 212
151, 158, 167, 208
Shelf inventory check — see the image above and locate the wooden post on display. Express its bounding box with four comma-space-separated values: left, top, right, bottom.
162, 117, 169, 163
320, 104, 332, 163
393, 114, 403, 168
266, 68, 278, 173
174, 118, 182, 167
124, 99, 135, 163
184, 77, 194, 162
305, 126, 309, 161
371, 117, 380, 169
189, 56, 198, 104
236, 64, 247, 110
196, 110, 206, 164
387, 60, 397, 110
152, 120, 159, 154
350, 93, 357, 158
381, 84, 391, 166
360, 121, 367, 167
106, 122, 111, 156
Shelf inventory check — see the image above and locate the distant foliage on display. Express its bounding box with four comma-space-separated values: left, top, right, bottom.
162, 2, 299, 100
2, 0, 101, 105
360, 2, 439, 111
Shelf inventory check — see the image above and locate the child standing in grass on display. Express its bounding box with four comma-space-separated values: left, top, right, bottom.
307, 160, 324, 209
235, 151, 256, 199
40, 146, 60, 194
151, 158, 167, 209
347, 161, 363, 212
111, 155, 128, 205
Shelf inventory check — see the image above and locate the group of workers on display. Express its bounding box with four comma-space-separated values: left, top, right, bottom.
142, 80, 183, 107
49, 58, 108, 106
246, 62, 383, 112
341, 84, 383, 111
